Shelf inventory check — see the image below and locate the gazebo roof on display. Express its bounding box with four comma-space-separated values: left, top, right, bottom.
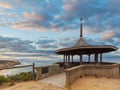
56, 19, 118, 55
56, 45, 117, 55
73, 37, 89, 47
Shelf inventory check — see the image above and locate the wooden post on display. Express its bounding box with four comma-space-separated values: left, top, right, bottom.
80, 54, 82, 64
64, 55, 65, 68
66, 55, 68, 68
32, 63, 35, 80
71, 55, 73, 64
94, 53, 98, 64
88, 54, 90, 63
68, 55, 70, 67
100, 53, 102, 63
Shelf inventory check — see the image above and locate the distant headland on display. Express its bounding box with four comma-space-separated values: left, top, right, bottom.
0, 60, 21, 69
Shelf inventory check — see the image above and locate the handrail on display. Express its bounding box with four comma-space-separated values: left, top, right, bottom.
0, 63, 35, 80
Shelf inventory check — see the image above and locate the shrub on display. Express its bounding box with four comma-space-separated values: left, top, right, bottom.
0, 71, 36, 85
7, 72, 34, 82
0, 75, 9, 85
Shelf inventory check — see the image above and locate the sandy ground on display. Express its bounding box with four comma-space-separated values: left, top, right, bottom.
1, 81, 64, 90
2, 77, 120, 90
71, 77, 120, 90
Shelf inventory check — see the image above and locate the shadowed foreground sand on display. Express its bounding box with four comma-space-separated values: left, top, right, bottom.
2, 77, 120, 90
2, 81, 64, 90
71, 77, 120, 90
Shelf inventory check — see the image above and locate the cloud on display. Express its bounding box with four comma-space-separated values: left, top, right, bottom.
0, 0, 120, 34
100, 30, 116, 41
0, 36, 59, 60
36, 39, 58, 49
36, 39, 56, 45
0, 2, 13, 9
12, 20, 46, 31
11, 10, 54, 31
83, 26, 98, 34
23, 12, 45, 21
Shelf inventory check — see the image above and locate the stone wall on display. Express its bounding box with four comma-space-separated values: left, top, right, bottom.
65, 64, 120, 88
35, 64, 61, 80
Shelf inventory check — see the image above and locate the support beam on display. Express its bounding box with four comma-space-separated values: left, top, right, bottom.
63, 55, 65, 68
65, 55, 68, 67
94, 53, 98, 64
71, 55, 73, 63
100, 53, 102, 63
88, 54, 90, 63
68, 55, 70, 67
71, 55, 73, 67
80, 54, 82, 64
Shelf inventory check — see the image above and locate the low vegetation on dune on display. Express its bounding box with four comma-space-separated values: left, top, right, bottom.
0, 72, 35, 86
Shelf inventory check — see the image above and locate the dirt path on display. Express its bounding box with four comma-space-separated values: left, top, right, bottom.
40, 72, 66, 88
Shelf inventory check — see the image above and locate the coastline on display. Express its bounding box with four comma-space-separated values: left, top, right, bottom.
0, 60, 21, 75
0, 60, 21, 68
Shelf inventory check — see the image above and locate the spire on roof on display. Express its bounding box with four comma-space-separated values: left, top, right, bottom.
72, 18, 89, 47
80, 18, 83, 37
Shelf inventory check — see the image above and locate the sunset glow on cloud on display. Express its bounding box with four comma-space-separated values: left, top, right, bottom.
0, 0, 119, 61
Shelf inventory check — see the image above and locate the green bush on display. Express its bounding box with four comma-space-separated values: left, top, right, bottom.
0, 75, 9, 85
7, 72, 34, 82
0, 72, 36, 85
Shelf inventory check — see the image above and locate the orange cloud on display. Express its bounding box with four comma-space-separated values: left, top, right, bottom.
23, 12, 45, 21
100, 30, 116, 40
0, 2, 13, 9
83, 26, 97, 34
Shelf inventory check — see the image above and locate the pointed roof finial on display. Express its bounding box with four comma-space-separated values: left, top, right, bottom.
80, 18, 83, 37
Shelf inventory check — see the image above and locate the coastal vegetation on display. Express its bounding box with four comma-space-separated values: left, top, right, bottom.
0, 72, 35, 85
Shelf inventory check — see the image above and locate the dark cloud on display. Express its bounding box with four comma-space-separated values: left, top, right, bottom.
36, 39, 56, 45
36, 39, 58, 49
0, 36, 35, 52
0, 36, 59, 60
39, 45, 58, 49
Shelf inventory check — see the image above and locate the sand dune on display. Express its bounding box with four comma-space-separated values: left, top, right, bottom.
2, 76, 120, 90
2, 81, 63, 90
71, 77, 120, 90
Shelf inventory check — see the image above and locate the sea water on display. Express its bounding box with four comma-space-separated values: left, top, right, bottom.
0, 59, 61, 76
0, 58, 120, 76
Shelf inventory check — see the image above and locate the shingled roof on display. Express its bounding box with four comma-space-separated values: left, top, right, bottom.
56, 19, 118, 55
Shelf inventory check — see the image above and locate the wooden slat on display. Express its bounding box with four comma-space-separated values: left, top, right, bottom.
0, 64, 33, 70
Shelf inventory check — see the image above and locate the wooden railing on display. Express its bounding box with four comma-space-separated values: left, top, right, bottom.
0, 63, 35, 80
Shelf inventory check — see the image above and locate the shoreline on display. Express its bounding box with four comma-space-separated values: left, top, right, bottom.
0, 60, 21, 68
0, 60, 21, 75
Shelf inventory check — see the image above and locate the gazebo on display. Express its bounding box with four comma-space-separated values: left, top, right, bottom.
56, 18, 118, 68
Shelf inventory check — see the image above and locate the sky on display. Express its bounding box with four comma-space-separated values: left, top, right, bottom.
0, 0, 119, 62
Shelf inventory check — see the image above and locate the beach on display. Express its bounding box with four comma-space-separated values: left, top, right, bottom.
0, 60, 21, 75
1, 76, 120, 90
1, 81, 63, 90
71, 76, 120, 90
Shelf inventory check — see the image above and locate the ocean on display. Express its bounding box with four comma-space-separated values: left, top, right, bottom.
0, 59, 61, 76
0, 57, 120, 76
